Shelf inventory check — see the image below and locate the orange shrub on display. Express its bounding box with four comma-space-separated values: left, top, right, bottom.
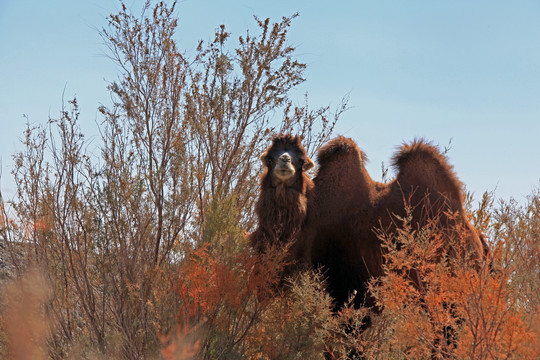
163, 242, 337, 360
352, 201, 540, 360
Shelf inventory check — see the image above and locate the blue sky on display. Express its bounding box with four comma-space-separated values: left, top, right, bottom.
1, 0, 539, 203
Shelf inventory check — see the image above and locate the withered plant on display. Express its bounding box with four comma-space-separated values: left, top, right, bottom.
335, 194, 540, 360
1, 1, 341, 358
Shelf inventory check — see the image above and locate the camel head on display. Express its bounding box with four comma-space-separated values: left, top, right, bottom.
261, 134, 315, 186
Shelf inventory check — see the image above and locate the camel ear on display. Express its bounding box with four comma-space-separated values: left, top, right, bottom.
260, 152, 268, 166
303, 157, 315, 171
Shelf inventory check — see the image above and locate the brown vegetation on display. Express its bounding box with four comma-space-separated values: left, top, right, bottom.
0, 2, 339, 358
343, 190, 540, 359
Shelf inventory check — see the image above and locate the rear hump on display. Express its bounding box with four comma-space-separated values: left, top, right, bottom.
392, 138, 463, 202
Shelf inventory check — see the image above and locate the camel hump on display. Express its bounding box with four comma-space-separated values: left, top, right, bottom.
392, 139, 463, 201
317, 136, 367, 167
311, 136, 369, 222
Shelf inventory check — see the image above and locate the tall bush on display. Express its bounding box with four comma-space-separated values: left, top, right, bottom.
1, 1, 341, 358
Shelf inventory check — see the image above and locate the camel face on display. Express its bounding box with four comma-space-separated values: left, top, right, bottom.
260, 135, 314, 186
272, 150, 297, 182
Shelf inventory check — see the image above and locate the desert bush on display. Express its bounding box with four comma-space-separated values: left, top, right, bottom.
341, 193, 540, 360
162, 240, 338, 360
1, 1, 340, 358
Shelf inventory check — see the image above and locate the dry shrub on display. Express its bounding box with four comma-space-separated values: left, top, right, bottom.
2, 1, 341, 358
162, 237, 337, 360
342, 195, 540, 360
449, 266, 538, 359
491, 188, 540, 324
245, 270, 337, 360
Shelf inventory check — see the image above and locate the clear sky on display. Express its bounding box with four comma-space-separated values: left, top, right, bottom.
1, 0, 539, 203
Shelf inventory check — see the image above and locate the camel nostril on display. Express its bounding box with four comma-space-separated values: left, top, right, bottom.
280, 153, 291, 163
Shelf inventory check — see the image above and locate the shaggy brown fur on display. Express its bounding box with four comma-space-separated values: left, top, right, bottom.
306, 136, 485, 310
249, 134, 315, 268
